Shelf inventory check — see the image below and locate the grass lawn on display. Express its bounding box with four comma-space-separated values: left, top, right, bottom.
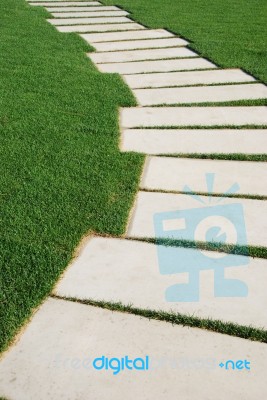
104, 0, 267, 84
0, 0, 266, 353
0, 0, 143, 353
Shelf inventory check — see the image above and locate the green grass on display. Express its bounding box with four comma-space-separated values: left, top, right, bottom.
129, 237, 267, 259
104, 0, 267, 84
0, 0, 143, 353
159, 153, 267, 162
53, 295, 267, 343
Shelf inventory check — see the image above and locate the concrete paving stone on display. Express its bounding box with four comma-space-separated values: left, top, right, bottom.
51, 11, 129, 17
56, 23, 144, 33
46, 6, 121, 11
54, 236, 267, 329
124, 69, 255, 89
141, 157, 267, 196
90, 47, 197, 64
30, 1, 101, 5
134, 83, 267, 106
120, 106, 267, 128
120, 129, 267, 155
126, 191, 267, 247
0, 298, 267, 400
80, 29, 174, 43
92, 37, 188, 52
48, 16, 131, 25
97, 58, 216, 74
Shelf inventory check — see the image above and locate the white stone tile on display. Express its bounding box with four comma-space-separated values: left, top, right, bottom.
121, 129, 267, 155
56, 23, 144, 33
141, 157, 267, 196
54, 237, 267, 329
90, 47, 197, 63
0, 297, 266, 399
80, 29, 174, 43
48, 16, 131, 25
92, 37, 188, 52
126, 191, 267, 247
51, 11, 128, 17
124, 69, 255, 89
97, 58, 216, 74
134, 83, 267, 106
46, 6, 120, 11
30, 1, 101, 5
120, 106, 267, 128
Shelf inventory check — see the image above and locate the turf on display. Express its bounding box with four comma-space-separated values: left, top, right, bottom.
104, 0, 267, 84
0, 0, 143, 352
53, 295, 267, 343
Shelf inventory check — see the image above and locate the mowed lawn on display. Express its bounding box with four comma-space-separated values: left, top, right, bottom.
104, 0, 267, 84
0, 0, 266, 353
0, 0, 143, 352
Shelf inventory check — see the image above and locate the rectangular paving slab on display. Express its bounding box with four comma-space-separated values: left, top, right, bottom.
1, 298, 266, 399
92, 37, 188, 52
54, 236, 267, 329
90, 47, 197, 64
56, 23, 145, 33
124, 69, 255, 89
120, 106, 267, 128
46, 6, 120, 11
48, 16, 131, 25
80, 29, 174, 43
141, 157, 267, 196
126, 191, 267, 247
30, 2, 101, 5
51, 10, 129, 17
121, 129, 267, 155
134, 83, 267, 106
97, 58, 216, 74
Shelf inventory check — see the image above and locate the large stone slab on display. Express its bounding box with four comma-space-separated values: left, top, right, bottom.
46, 6, 120, 11
30, 2, 101, 5
121, 129, 267, 155
90, 47, 197, 64
48, 16, 131, 25
134, 83, 267, 106
120, 106, 267, 128
0, 298, 266, 399
92, 37, 188, 52
54, 236, 267, 329
141, 157, 267, 196
56, 23, 144, 33
126, 191, 267, 247
80, 29, 173, 43
51, 11, 129, 17
124, 69, 255, 89
97, 58, 216, 74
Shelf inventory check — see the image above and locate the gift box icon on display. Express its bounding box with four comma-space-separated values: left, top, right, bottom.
154, 202, 249, 302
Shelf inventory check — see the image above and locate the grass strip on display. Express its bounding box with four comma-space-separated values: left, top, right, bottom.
127, 236, 267, 259
52, 295, 267, 343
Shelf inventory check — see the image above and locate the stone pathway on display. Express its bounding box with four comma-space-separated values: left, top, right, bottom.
1, 298, 267, 400
1, 1, 267, 398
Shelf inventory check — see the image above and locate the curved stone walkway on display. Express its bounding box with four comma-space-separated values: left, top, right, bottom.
1, 1, 267, 399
